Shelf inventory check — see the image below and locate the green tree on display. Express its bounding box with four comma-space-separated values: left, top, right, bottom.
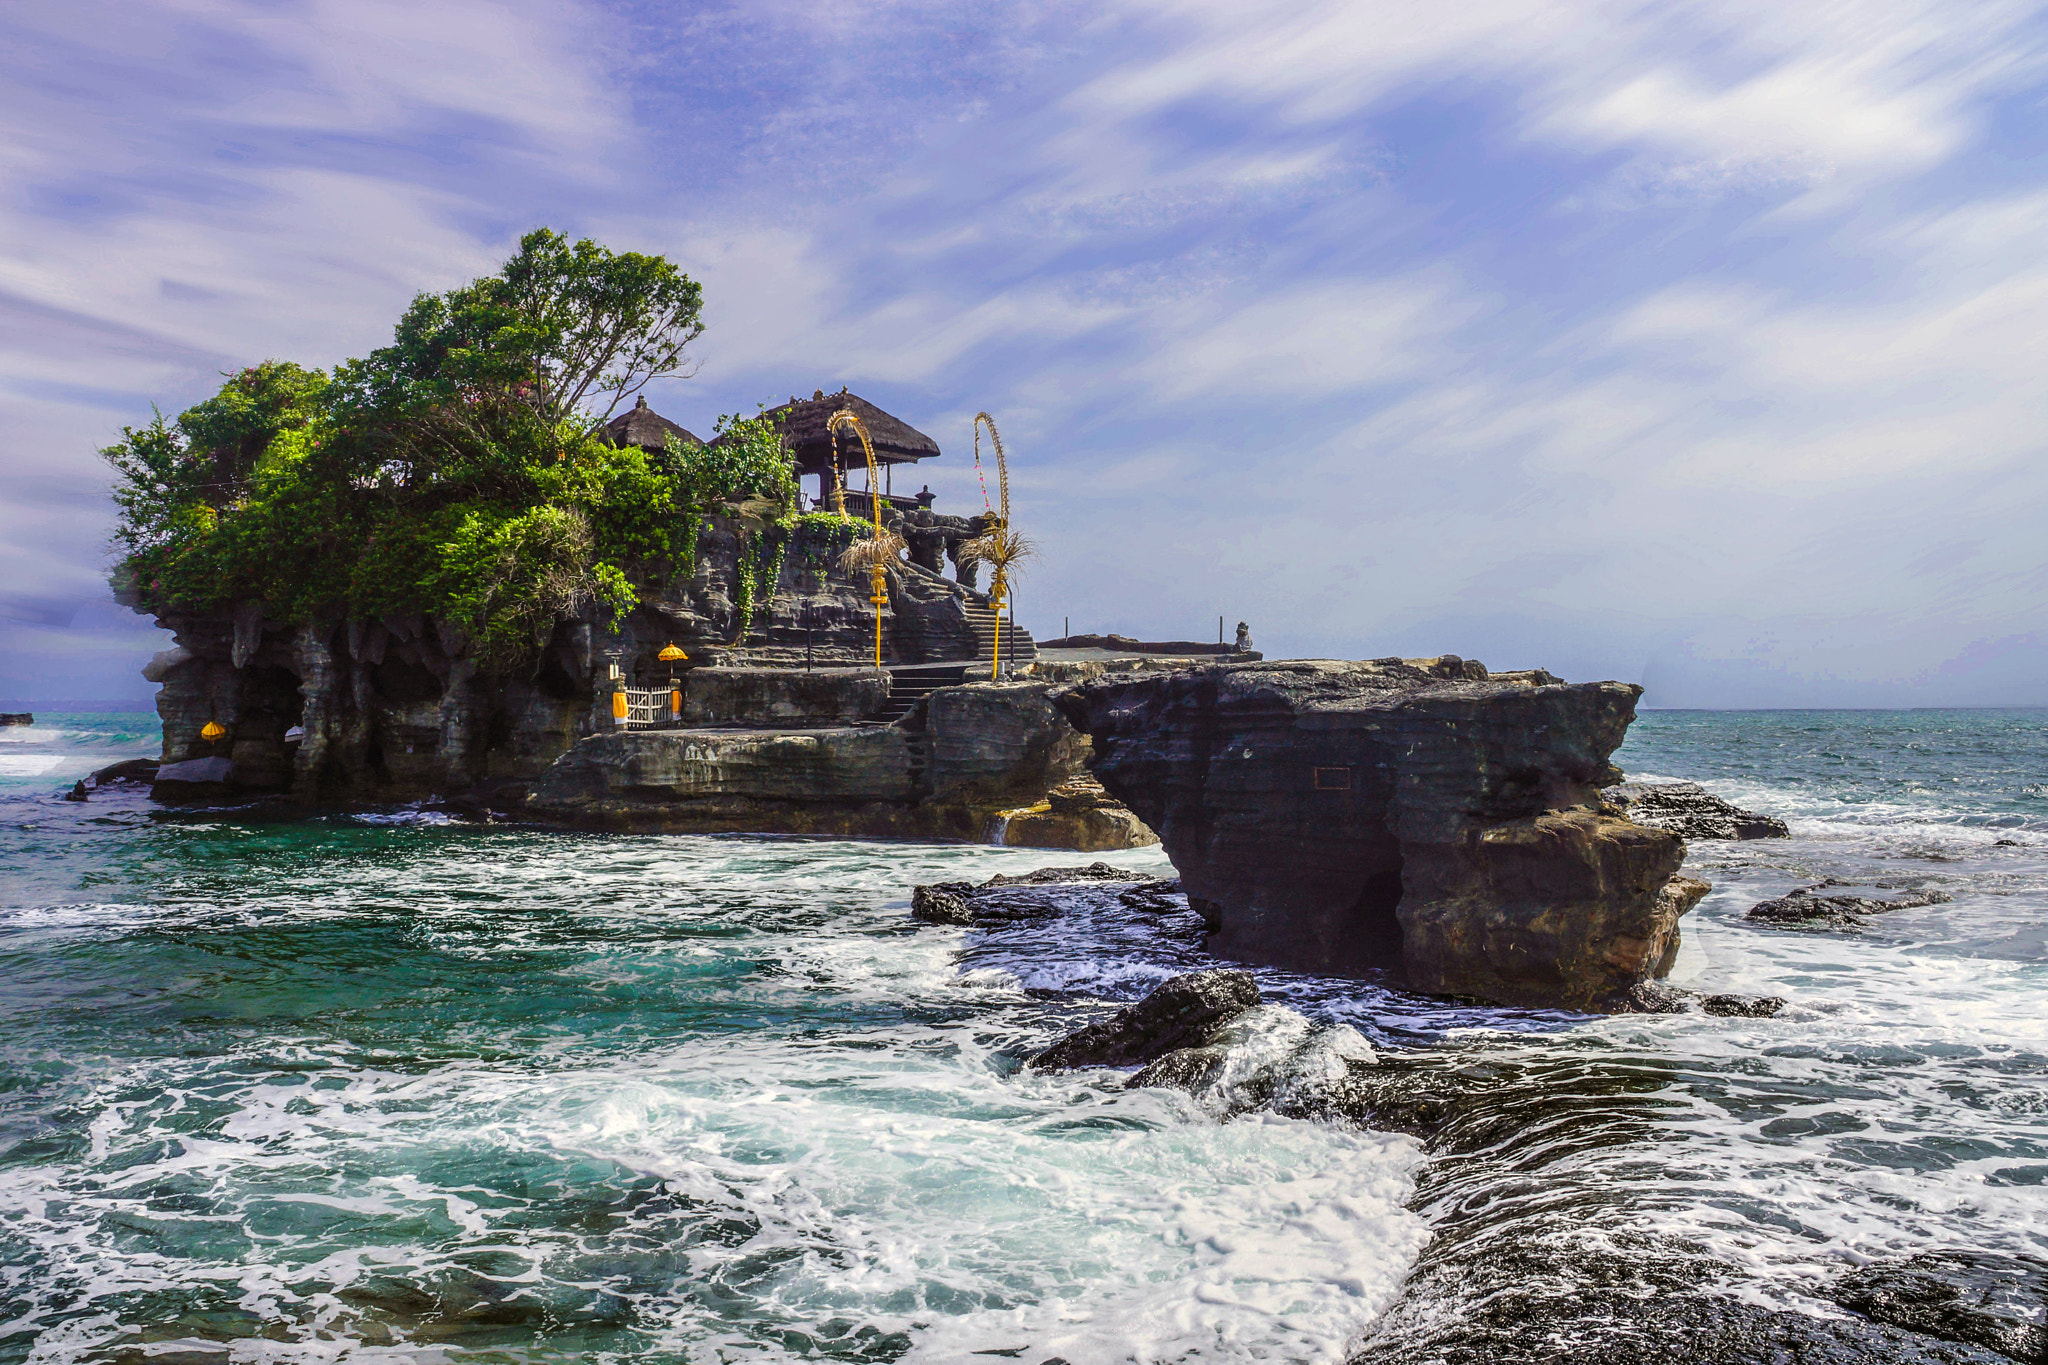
99, 231, 809, 676
335, 228, 703, 427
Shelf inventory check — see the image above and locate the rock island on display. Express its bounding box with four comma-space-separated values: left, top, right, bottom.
104, 230, 1720, 1011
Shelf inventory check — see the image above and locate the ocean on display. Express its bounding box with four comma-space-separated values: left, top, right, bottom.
0, 708, 2042, 1362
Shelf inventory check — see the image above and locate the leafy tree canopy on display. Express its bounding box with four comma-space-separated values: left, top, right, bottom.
103, 230, 810, 673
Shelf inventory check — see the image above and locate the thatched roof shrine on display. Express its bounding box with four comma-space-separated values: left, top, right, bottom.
605, 395, 702, 452
759, 388, 940, 474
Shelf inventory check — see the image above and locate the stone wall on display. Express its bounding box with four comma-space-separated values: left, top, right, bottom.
520, 679, 1152, 848
680, 667, 891, 727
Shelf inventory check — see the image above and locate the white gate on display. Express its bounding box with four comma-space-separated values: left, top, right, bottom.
610, 687, 680, 729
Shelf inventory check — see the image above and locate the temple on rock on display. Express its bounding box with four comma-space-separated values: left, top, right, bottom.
133, 383, 1080, 812
600, 387, 1025, 678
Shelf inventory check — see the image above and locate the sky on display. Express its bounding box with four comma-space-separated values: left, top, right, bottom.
4, 0, 2048, 708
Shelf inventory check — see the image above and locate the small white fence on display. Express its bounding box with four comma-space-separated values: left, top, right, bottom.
610, 687, 681, 729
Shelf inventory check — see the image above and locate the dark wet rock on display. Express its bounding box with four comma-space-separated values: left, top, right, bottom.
908, 864, 1148, 928
1610, 980, 1696, 1013
1994, 839, 2022, 848
69, 757, 163, 798
910, 882, 975, 925
0, 713, 30, 726
1028, 969, 1259, 1071
1702, 993, 1786, 1017
90, 758, 161, 785
1128, 1004, 1380, 1121
1118, 878, 1184, 913
1602, 780, 1789, 840
1834, 1250, 2048, 1363
980, 861, 1142, 888
150, 755, 236, 800
1601, 984, 1787, 1017
1747, 879, 1952, 928
1057, 658, 1709, 1011
1353, 1243, 2016, 1364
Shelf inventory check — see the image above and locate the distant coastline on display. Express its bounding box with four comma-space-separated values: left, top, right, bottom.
0, 699, 159, 713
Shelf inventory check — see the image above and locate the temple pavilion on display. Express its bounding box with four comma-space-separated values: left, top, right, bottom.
605, 387, 943, 518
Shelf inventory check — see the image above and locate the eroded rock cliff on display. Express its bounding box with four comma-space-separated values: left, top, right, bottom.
521, 679, 1155, 846
138, 517, 994, 805
1057, 657, 1708, 1011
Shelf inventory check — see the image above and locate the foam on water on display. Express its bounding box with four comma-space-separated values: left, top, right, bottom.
1, 707, 2044, 1361
0, 823, 1422, 1363
0, 714, 157, 793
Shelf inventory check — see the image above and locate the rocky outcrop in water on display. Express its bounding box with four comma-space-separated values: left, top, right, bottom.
987, 775, 1159, 852
910, 862, 1149, 926
1028, 969, 1260, 1070
1834, 1251, 2048, 1363
1603, 781, 1789, 840
1056, 657, 1708, 1011
1746, 879, 1951, 928
62, 758, 161, 801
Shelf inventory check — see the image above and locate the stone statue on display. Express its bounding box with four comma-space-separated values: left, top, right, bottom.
1234, 621, 1252, 652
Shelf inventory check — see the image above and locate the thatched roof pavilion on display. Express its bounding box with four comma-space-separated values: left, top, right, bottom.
748, 388, 942, 512
762, 388, 940, 474
604, 395, 703, 452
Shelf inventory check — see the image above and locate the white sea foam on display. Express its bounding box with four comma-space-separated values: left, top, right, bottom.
0, 834, 1418, 1363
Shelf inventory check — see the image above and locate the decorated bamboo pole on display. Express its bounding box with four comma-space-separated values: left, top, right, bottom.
827, 409, 894, 670
971, 412, 1016, 681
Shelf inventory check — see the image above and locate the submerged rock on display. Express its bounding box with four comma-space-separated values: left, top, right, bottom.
1058, 659, 1709, 1011
1834, 1251, 2048, 1363
1746, 879, 1951, 929
1129, 1003, 1380, 1121
980, 861, 1142, 888
1027, 969, 1259, 1071
1700, 993, 1786, 1017
908, 863, 1152, 927
1354, 1238, 2016, 1365
1117, 878, 1184, 913
909, 882, 975, 925
1603, 781, 1789, 840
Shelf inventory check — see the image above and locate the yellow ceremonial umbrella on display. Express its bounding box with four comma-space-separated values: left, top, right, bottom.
659, 643, 688, 723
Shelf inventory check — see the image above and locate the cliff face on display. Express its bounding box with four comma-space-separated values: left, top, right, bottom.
140, 519, 989, 803
1057, 658, 1708, 1011
523, 680, 1111, 842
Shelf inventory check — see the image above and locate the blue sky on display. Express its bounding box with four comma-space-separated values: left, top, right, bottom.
5, 0, 2048, 706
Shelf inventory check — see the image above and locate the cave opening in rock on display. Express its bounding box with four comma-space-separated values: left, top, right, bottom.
229, 664, 305, 788
370, 654, 442, 706
534, 647, 581, 701
1345, 839, 1407, 972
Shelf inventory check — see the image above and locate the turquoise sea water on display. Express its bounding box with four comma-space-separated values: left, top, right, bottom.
0, 710, 2043, 1362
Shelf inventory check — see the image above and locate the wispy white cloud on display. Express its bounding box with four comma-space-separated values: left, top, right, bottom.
8, 0, 2048, 703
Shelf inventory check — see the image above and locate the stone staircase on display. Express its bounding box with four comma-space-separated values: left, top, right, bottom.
963, 602, 1037, 672
875, 664, 970, 724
